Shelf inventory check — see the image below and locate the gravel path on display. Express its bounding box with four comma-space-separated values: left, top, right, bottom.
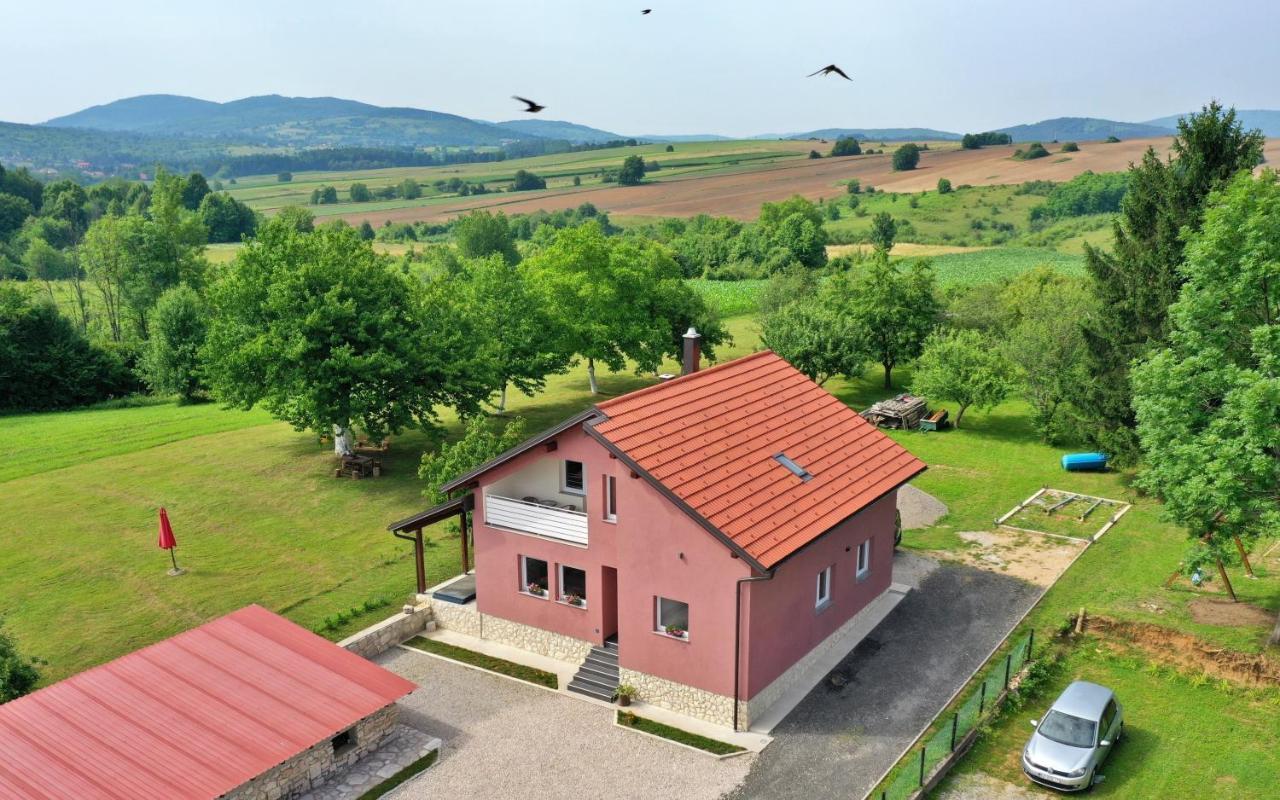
897, 484, 948, 530
376, 648, 752, 800
727, 552, 1041, 800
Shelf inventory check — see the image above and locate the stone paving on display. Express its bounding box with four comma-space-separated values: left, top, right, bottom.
300, 726, 441, 800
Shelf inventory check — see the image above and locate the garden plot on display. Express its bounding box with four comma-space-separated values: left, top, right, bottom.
996, 488, 1131, 542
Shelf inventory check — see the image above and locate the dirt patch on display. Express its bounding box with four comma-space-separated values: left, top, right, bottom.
932, 530, 1085, 587
897, 484, 948, 530
1186, 597, 1276, 627
936, 773, 1041, 800
1083, 615, 1280, 686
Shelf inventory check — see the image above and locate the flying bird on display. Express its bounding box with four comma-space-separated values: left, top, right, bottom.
513, 96, 546, 113
642, 8, 652, 13
807, 64, 852, 81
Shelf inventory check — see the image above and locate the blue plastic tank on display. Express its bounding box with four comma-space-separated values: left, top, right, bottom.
1062, 452, 1108, 471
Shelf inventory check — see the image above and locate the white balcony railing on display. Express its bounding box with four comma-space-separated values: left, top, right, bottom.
484, 494, 589, 546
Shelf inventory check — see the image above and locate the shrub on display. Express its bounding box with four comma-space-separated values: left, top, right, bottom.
398, 178, 422, 199
808, 150, 822, 160
830, 136, 862, 157
1061, 141, 1080, 152
937, 178, 952, 194
1029, 171, 1129, 222
277, 172, 292, 183
618, 156, 646, 185
141, 285, 207, 403
348, 182, 372, 202
310, 185, 338, 205
846, 179, 861, 194
1104, 135, 1121, 143
572, 175, 581, 186
961, 131, 1013, 149
511, 169, 546, 191
665, 144, 674, 152
891, 143, 920, 171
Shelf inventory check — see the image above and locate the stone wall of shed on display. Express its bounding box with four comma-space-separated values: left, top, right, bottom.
338, 604, 435, 659
220, 704, 400, 800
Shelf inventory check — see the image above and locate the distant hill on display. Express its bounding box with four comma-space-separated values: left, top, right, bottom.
1143, 109, 1280, 138
754, 127, 961, 141
0, 120, 226, 175
45, 94, 523, 148
994, 117, 1174, 143
494, 119, 625, 144
639, 133, 733, 142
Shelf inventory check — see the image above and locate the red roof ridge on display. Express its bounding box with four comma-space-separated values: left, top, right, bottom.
595, 349, 780, 414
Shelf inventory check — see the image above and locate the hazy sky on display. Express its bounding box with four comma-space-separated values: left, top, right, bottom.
3, 0, 1278, 135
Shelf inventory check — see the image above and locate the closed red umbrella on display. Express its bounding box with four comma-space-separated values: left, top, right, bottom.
158, 507, 184, 576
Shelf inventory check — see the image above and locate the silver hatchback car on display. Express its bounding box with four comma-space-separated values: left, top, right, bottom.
1022, 681, 1124, 792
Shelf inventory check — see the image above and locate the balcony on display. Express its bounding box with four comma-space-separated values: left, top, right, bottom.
484, 493, 589, 546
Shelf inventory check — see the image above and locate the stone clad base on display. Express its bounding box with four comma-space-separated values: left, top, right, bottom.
428, 599, 594, 663
299, 726, 441, 800
619, 667, 736, 728
224, 705, 400, 800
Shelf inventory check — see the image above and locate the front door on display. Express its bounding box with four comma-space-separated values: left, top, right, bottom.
600, 566, 619, 641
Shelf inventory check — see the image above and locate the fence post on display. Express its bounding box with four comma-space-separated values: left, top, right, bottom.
979, 680, 987, 715
1004, 653, 1012, 689
1028, 628, 1035, 661
919, 747, 926, 786
950, 713, 959, 752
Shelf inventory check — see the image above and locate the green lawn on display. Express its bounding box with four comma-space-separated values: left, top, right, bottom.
404, 636, 558, 689
939, 643, 1280, 799
0, 315, 758, 684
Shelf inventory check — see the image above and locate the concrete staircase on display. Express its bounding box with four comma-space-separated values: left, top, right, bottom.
567, 639, 619, 702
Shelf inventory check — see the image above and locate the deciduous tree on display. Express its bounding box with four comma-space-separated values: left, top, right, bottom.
141, 285, 208, 403
911, 329, 1012, 427
834, 254, 939, 388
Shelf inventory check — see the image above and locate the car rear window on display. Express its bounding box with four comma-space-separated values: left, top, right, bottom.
1039, 710, 1096, 748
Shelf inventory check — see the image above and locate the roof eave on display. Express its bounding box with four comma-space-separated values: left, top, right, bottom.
438, 408, 603, 495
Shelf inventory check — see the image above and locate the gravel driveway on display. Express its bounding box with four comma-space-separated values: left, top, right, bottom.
728, 552, 1043, 800
376, 648, 752, 800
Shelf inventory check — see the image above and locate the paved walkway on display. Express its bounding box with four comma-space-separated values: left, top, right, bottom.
301, 727, 440, 800
374, 648, 753, 800
727, 552, 1043, 800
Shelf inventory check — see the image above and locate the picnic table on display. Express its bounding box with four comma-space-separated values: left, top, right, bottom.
335, 454, 382, 479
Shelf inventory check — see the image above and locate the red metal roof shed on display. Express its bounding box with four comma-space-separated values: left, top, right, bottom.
0, 605, 416, 800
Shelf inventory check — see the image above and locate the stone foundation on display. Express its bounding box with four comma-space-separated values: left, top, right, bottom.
223, 704, 401, 800
619, 668, 736, 728
339, 605, 435, 659
428, 600, 593, 663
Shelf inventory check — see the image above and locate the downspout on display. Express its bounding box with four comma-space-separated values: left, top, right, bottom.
392, 528, 426, 594
734, 571, 774, 732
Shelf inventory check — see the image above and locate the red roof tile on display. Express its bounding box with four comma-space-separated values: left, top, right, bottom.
0, 605, 416, 800
593, 351, 925, 569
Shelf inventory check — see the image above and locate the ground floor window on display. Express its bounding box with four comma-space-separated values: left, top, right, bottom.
521, 555, 549, 597
816, 565, 832, 609
331, 727, 356, 757
559, 564, 587, 606
656, 596, 689, 639
856, 538, 871, 580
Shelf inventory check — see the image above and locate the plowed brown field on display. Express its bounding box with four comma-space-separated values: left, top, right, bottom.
337, 137, 1280, 225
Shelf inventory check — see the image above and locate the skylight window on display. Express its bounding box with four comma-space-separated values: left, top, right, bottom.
774, 453, 813, 481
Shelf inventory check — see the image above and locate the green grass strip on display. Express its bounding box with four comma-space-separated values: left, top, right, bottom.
358, 748, 439, 799
405, 636, 558, 689
616, 710, 745, 755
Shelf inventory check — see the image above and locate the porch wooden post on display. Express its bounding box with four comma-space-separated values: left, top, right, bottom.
459, 509, 470, 574
414, 530, 427, 594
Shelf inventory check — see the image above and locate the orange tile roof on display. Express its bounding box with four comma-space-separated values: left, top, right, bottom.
592, 351, 925, 569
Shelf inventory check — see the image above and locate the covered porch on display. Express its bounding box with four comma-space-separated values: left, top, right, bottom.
388, 494, 475, 596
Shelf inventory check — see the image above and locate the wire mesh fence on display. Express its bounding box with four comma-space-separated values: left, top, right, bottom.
876, 629, 1035, 800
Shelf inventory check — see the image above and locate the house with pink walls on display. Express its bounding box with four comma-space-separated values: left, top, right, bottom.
391, 332, 925, 730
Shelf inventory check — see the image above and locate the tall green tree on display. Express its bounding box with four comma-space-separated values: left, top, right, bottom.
911, 329, 1012, 428
203, 218, 495, 457
523, 223, 726, 393
454, 211, 520, 265
1132, 172, 1279, 605
1079, 101, 1264, 459
457, 254, 572, 412
761, 300, 865, 386
0, 194, 33, 241
869, 212, 897, 253
833, 254, 940, 388
141, 285, 208, 403
892, 143, 921, 171
198, 192, 257, 243
180, 173, 211, 210
618, 155, 647, 186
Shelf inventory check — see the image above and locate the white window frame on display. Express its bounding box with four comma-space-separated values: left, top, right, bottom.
603, 475, 618, 522
856, 539, 871, 580
561, 459, 586, 496
815, 565, 832, 609
655, 596, 689, 640
557, 563, 588, 608
520, 555, 549, 598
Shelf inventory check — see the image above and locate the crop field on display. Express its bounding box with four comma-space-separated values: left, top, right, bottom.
286, 137, 1280, 227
